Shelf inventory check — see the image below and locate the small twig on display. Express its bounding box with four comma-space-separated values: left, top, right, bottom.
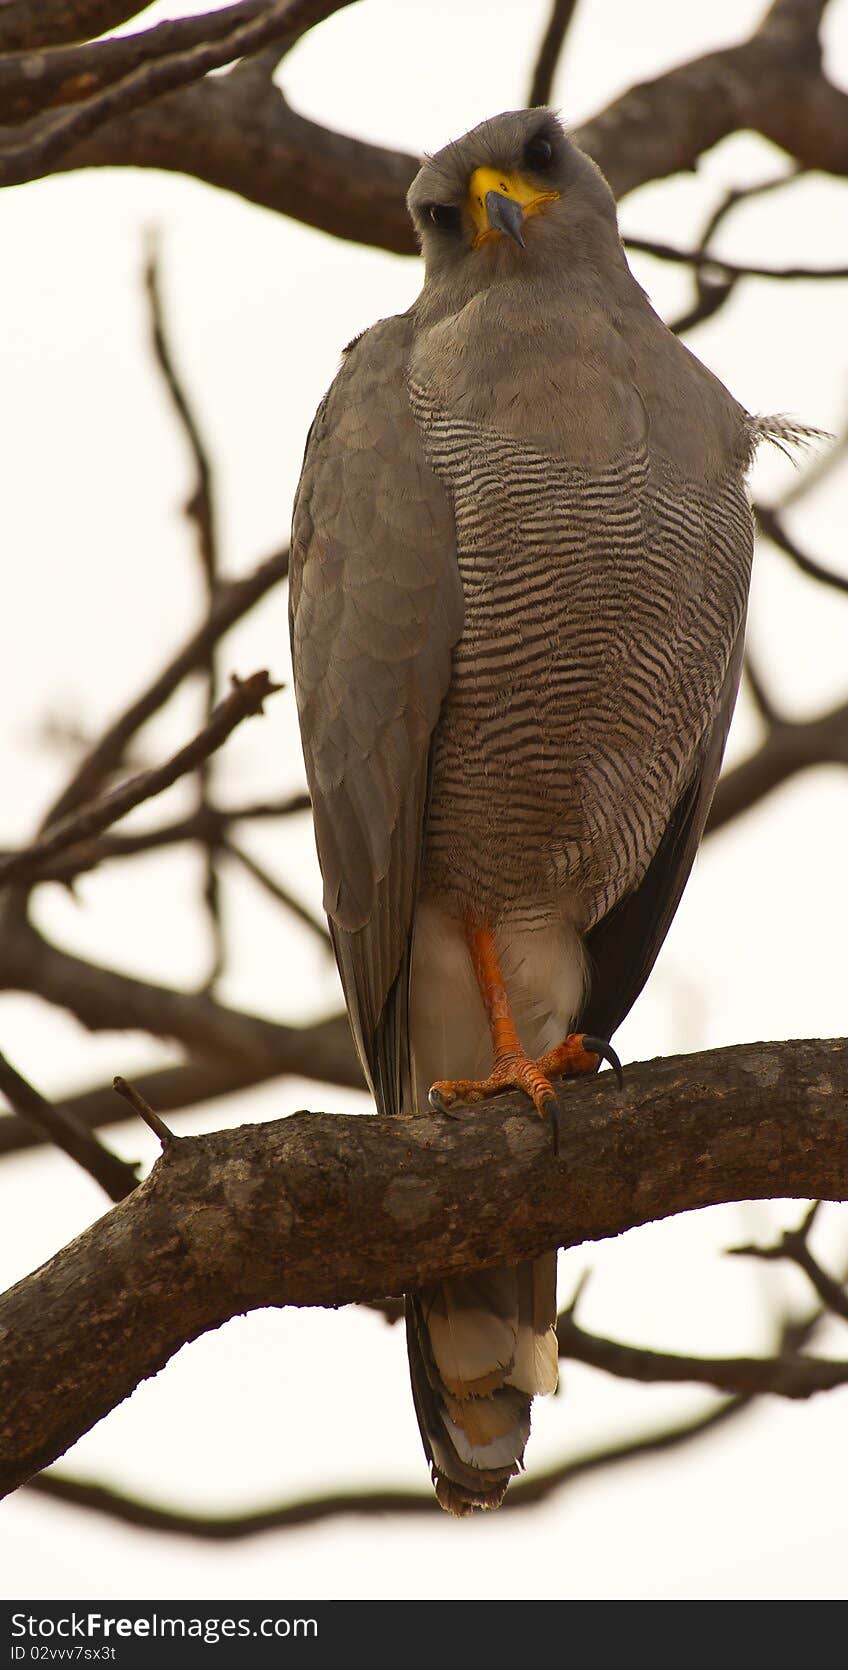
2, 794, 311, 888
669, 170, 802, 334
729, 1202, 848, 1324
626, 235, 848, 282
144, 234, 224, 987
0, 671, 281, 889
223, 839, 332, 952
755, 503, 848, 597
38, 546, 287, 833
112, 1076, 177, 1150
0, 1010, 357, 1162
527, 0, 578, 108
743, 651, 783, 729
0, 1050, 137, 1201
669, 274, 737, 337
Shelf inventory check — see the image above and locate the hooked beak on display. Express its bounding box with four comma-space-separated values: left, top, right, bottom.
467, 165, 559, 250
484, 190, 525, 248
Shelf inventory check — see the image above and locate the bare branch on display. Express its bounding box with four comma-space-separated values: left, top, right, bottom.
112, 1075, 178, 1151
706, 692, 848, 833
0, 916, 361, 1083
527, 0, 578, 109
0, 1050, 137, 1201
0, 1031, 355, 1162
0, 3, 267, 125
556, 1308, 848, 1399
2, 1036, 847, 1494
144, 235, 224, 985
729, 1205, 848, 1323
23, 1396, 750, 1534
742, 652, 782, 729
625, 234, 848, 282
13, 0, 846, 248
0, 3, 152, 55
0, 0, 357, 187
223, 839, 332, 952
0, 794, 311, 888
755, 503, 848, 596
668, 170, 801, 333
0, 671, 281, 889
38, 547, 287, 831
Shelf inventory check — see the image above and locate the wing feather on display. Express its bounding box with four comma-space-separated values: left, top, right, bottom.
289, 315, 463, 1112
582, 629, 745, 1041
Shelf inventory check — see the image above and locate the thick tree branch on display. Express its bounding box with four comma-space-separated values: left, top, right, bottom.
1, 1037, 846, 1495
0, 0, 357, 185
0, 3, 267, 124
0, 2, 152, 55
13, 0, 845, 247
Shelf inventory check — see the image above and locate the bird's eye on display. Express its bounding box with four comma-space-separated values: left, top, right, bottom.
427, 202, 461, 232
524, 135, 554, 171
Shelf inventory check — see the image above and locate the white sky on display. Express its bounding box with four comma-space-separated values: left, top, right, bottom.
1, 0, 847, 1602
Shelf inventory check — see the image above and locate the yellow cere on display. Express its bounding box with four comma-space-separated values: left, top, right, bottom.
466, 165, 559, 247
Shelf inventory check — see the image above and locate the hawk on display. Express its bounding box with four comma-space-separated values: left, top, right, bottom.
290, 109, 767, 1514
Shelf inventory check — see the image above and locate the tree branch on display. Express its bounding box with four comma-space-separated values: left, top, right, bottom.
0, 1050, 137, 1200
0, 916, 361, 1083
1, 1036, 846, 1495
0, 670, 281, 889
0, 794, 311, 888
23, 1395, 750, 1534
0, 1039, 352, 1160
37, 546, 288, 831
144, 235, 225, 985
0, 2, 152, 55
0, 3, 267, 124
755, 503, 848, 597
556, 1308, 848, 1399
6, 0, 844, 247
706, 691, 848, 833
0, 0, 357, 186
625, 234, 848, 282
527, 0, 578, 108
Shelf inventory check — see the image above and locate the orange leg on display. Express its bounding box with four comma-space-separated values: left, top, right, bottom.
429, 922, 621, 1119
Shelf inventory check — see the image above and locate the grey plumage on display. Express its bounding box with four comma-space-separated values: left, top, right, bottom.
290, 108, 761, 1514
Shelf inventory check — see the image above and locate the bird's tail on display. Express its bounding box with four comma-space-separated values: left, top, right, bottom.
405, 1252, 558, 1515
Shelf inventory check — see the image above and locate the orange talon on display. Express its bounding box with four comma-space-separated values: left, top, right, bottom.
428, 924, 621, 1121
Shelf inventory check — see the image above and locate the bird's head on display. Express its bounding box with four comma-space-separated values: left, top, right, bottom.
407, 110, 623, 302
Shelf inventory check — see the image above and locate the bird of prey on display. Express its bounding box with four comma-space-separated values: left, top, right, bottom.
290, 109, 771, 1515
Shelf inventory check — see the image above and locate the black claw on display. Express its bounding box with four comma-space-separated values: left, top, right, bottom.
581, 1035, 624, 1090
